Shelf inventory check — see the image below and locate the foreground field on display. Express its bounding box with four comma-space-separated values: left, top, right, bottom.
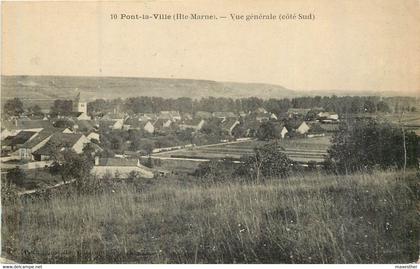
2, 170, 419, 263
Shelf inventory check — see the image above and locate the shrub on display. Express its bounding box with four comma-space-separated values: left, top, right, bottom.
327, 119, 419, 173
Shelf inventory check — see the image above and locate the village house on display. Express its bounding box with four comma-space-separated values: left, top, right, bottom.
122, 118, 155, 133
32, 133, 90, 161
2, 130, 37, 152
154, 119, 172, 129
179, 119, 206, 131
317, 111, 339, 121
142, 121, 155, 134
296, 121, 311, 135
18, 127, 73, 160
272, 123, 289, 139
286, 119, 311, 136
111, 119, 125, 130
92, 157, 154, 179
86, 131, 100, 142
270, 113, 278, 120
221, 118, 241, 136
100, 115, 125, 130
159, 111, 181, 121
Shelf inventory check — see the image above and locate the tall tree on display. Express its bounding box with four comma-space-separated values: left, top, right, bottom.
3, 98, 24, 118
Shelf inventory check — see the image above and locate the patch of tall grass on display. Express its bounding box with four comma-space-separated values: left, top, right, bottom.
2, 170, 418, 263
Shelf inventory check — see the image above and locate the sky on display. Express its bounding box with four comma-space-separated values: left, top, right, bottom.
2, 0, 419, 95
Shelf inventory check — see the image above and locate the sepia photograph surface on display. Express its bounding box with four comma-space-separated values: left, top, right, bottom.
0, 0, 419, 265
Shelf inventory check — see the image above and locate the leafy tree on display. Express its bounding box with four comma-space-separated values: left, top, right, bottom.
60, 150, 93, 186
53, 119, 74, 129
257, 122, 277, 141
3, 98, 24, 118
236, 143, 293, 181
50, 99, 73, 116
327, 119, 419, 173
201, 121, 223, 136
28, 104, 43, 116
177, 129, 195, 144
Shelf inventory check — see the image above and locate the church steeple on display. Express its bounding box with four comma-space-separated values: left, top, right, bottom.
73, 91, 87, 114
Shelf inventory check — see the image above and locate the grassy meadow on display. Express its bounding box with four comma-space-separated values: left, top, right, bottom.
2, 170, 419, 264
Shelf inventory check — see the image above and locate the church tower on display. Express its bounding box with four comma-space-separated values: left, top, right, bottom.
73, 92, 87, 114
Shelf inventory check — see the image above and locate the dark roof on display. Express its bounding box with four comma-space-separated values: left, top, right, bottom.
3, 131, 36, 146
50, 133, 84, 146
21, 127, 66, 148
33, 133, 84, 156
97, 158, 138, 167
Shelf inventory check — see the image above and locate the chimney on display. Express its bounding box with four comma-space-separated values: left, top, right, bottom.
95, 156, 99, 166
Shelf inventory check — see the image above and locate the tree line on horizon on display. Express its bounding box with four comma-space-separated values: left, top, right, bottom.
87, 95, 416, 116
2, 95, 417, 119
